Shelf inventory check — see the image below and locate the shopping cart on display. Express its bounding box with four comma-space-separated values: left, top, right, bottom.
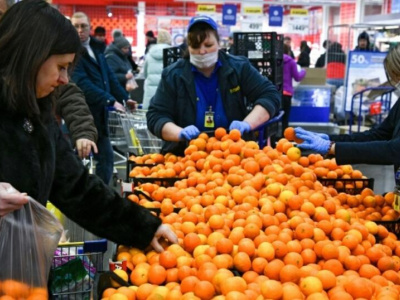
119, 110, 162, 156
108, 110, 128, 164
49, 239, 107, 299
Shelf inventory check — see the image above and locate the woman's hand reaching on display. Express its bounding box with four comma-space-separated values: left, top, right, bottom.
150, 224, 179, 253
0, 183, 29, 217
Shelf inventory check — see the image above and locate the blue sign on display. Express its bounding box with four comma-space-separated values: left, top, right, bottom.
269, 6, 283, 27
222, 4, 237, 26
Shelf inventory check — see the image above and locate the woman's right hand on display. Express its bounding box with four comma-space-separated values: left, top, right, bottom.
0, 183, 29, 217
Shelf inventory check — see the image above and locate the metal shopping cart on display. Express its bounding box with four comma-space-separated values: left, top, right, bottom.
50, 239, 108, 299
119, 110, 162, 156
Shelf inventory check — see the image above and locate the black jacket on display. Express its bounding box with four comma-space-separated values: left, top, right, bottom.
331, 97, 400, 174
0, 95, 160, 248
105, 43, 132, 90
147, 51, 281, 155
71, 37, 128, 137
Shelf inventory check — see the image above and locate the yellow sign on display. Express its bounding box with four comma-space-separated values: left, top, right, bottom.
244, 7, 263, 14
197, 5, 216, 13
290, 8, 308, 16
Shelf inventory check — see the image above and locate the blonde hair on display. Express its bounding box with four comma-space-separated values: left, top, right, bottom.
71, 11, 90, 24
384, 45, 400, 82
157, 29, 172, 45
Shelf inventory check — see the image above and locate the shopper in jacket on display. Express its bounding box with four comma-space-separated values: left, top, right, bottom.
354, 31, 379, 52
143, 29, 172, 109
70, 12, 136, 184
326, 42, 346, 88
55, 83, 98, 158
294, 45, 400, 176
105, 36, 134, 91
146, 15, 281, 156
297, 40, 311, 67
0, 0, 98, 159
0, 0, 177, 252
282, 44, 306, 135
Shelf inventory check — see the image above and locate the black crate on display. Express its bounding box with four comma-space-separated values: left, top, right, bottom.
375, 219, 400, 239
163, 46, 183, 68
318, 178, 375, 195
233, 32, 283, 59
233, 32, 283, 89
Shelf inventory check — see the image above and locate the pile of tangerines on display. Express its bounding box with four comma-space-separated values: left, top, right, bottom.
0, 280, 48, 299
104, 127, 400, 300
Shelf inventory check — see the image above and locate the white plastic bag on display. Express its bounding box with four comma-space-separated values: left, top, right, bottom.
0, 197, 63, 298
126, 71, 138, 91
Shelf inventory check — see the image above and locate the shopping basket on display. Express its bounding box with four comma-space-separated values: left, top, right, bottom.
49, 239, 107, 299
119, 110, 162, 156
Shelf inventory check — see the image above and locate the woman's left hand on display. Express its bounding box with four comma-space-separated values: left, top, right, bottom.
0, 183, 29, 217
76, 138, 98, 159
150, 224, 178, 252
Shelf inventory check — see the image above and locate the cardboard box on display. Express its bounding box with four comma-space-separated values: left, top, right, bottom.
299, 68, 327, 86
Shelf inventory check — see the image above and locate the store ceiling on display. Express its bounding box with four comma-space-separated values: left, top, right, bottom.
52, 0, 382, 7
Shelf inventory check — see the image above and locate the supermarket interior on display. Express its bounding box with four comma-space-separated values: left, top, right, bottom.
4, 0, 400, 299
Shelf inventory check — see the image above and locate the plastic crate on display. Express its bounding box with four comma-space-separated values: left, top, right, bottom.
232, 32, 283, 90
318, 178, 374, 195
375, 219, 400, 239
163, 46, 183, 68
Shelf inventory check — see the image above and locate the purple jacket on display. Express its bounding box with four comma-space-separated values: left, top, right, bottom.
283, 54, 306, 95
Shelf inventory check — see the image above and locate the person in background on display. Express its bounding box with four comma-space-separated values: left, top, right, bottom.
142, 29, 172, 109
93, 26, 106, 44
326, 42, 346, 88
282, 44, 306, 136
146, 15, 281, 156
70, 11, 136, 184
227, 32, 235, 55
145, 30, 157, 55
112, 28, 123, 41
294, 45, 400, 179
0, 0, 97, 159
315, 40, 329, 68
0, 0, 177, 253
283, 36, 295, 59
297, 40, 311, 67
105, 36, 134, 91
355, 31, 379, 52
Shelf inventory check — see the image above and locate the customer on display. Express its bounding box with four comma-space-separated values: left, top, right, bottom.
146, 15, 281, 156
142, 29, 172, 109
283, 36, 295, 59
0, 0, 98, 159
294, 45, 400, 175
70, 12, 135, 184
93, 26, 106, 44
326, 42, 346, 88
0, 0, 177, 252
315, 40, 329, 68
105, 36, 134, 90
282, 44, 306, 135
355, 31, 379, 52
145, 30, 157, 55
297, 40, 311, 67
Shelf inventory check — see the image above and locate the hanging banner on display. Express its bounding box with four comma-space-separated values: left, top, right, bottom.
222, 4, 237, 26
345, 51, 388, 112
287, 8, 309, 34
269, 6, 283, 27
241, 3, 263, 32
197, 5, 216, 13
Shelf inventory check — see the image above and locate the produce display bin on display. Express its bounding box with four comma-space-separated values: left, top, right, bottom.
376, 219, 400, 239
318, 177, 374, 195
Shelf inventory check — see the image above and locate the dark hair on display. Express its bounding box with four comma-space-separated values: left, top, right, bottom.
283, 44, 291, 55
94, 26, 106, 35
0, 0, 81, 118
187, 22, 220, 49
146, 30, 155, 38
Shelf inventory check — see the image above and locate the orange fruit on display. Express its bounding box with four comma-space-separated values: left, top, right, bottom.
147, 264, 167, 285
260, 279, 283, 299
159, 250, 177, 269
299, 276, 323, 296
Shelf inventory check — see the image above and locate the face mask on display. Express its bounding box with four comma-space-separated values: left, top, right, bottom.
190, 51, 218, 69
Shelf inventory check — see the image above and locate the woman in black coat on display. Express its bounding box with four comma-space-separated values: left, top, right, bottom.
0, 0, 176, 251
297, 40, 311, 67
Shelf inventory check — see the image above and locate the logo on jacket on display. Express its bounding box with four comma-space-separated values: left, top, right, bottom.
230, 86, 240, 93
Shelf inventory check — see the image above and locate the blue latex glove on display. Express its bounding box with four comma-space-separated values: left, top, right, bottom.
179, 125, 200, 141
229, 121, 251, 135
294, 127, 331, 154
295, 127, 330, 140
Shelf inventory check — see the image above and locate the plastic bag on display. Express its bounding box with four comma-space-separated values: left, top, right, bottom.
0, 197, 63, 298
126, 73, 138, 92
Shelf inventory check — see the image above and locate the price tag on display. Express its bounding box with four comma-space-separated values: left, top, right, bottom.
241, 21, 263, 32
